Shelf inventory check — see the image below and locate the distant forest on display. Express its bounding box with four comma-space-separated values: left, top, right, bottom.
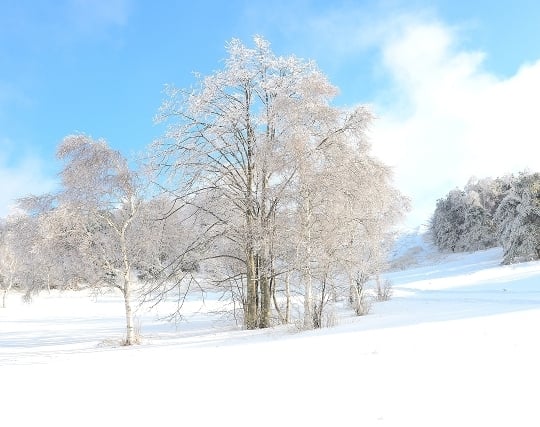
429, 171, 540, 264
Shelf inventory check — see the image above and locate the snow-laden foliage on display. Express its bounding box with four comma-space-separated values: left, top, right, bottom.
0, 217, 20, 308
0, 212, 50, 306
2, 37, 407, 335
495, 172, 540, 264
12, 135, 172, 344
152, 36, 408, 329
429, 177, 507, 253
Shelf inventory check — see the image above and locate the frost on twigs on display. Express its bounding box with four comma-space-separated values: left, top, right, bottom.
150, 36, 408, 329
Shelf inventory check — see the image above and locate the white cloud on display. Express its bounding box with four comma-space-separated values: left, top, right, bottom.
0, 141, 57, 218
370, 18, 540, 228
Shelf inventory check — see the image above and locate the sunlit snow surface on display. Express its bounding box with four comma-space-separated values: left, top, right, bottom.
2, 246, 540, 426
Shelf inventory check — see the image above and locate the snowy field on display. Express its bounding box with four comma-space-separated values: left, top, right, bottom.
2, 245, 540, 426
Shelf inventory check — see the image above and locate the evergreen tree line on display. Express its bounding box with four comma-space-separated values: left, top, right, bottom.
429, 172, 540, 264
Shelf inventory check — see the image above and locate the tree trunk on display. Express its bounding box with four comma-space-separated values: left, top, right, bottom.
303, 269, 314, 329
259, 272, 271, 328
271, 276, 284, 324
302, 192, 314, 329
245, 250, 258, 329
2, 280, 13, 309
244, 85, 259, 330
350, 281, 360, 314
258, 163, 272, 329
122, 278, 135, 345
313, 278, 327, 328
285, 273, 290, 324
121, 230, 136, 345
2, 288, 8, 309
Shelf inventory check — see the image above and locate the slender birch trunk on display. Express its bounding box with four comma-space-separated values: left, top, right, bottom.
122, 278, 135, 345
303, 270, 313, 328
302, 190, 314, 329
245, 249, 258, 329
285, 273, 290, 324
2, 281, 12, 309
259, 272, 271, 328
120, 213, 136, 345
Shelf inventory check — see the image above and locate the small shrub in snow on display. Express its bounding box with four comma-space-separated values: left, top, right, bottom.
22, 291, 33, 304
323, 310, 339, 328
350, 278, 372, 316
376, 279, 393, 302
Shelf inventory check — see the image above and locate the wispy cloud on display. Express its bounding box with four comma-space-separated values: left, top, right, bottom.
251, 4, 540, 228
370, 16, 540, 227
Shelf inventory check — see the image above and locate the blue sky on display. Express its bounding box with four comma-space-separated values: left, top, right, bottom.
2, 0, 540, 227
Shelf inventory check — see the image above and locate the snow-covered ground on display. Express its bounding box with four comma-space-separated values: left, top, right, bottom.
2, 245, 540, 426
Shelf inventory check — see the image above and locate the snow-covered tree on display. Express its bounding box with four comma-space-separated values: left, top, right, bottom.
18, 135, 150, 345
430, 189, 468, 252
15, 194, 81, 294
0, 213, 46, 306
0, 217, 19, 308
495, 172, 540, 264
14, 140, 203, 337
284, 128, 406, 326
152, 36, 407, 329
54, 135, 145, 344
430, 177, 504, 253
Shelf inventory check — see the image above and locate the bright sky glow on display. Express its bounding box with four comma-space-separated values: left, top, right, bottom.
1, 0, 540, 226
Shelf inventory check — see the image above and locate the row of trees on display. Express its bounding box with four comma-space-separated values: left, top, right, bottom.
0, 37, 408, 344
429, 172, 540, 264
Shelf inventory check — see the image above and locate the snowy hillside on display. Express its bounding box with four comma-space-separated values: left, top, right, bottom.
2, 242, 540, 426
